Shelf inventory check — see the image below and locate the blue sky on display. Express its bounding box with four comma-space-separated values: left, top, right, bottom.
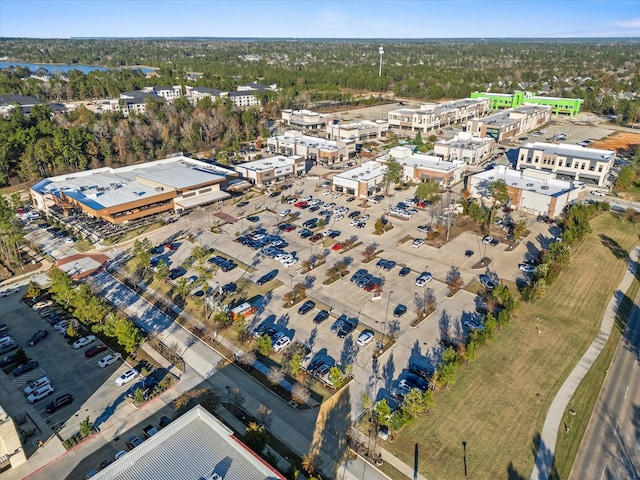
1, 0, 639, 38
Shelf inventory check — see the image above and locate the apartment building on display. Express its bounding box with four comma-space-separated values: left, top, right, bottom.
281, 109, 334, 132
332, 160, 386, 198
383, 146, 466, 186
326, 119, 389, 142
516, 142, 616, 187
387, 98, 490, 135
468, 166, 584, 218
267, 130, 356, 166
470, 90, 584, 117
433, 132, 496, 165
234, 155, 307, 186
466, 104, 552, 142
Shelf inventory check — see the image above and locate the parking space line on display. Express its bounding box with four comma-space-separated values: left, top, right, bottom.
12, 368, 47, 387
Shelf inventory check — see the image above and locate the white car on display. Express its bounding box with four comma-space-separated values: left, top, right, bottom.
64, 237, 75, 245
332, 192, 343, 198
592, 190, 606, 197
482, 235, 494, 245
321, 190, 331, 196
280, 209, 291, 217
54, 320, 71, 333
27, 384, 54, 403
302, 195, 313, 202
356, 330, 375, 346
73, 335, 97, 349
98, 353, 122, 368
32, 300, 53, 311
23, 376, 50, 395
412, 239, 424, 248
273, 335, 291, 352
361, 214, 370, 221
415, 273, 432, 287
114, 450, 128, 460
282, 258, 298, 268
334, 214, 344, 221
518, 263, 536, 274
115, 368, 139, 387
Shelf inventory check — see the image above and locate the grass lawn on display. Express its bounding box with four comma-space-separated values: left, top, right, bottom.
382, 213, 639, 480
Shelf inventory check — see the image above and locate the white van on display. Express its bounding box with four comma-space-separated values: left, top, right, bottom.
592, 190, 606, 197
24, 376, 50, 395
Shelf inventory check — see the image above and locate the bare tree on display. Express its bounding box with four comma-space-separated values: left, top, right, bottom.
292, 383, 311, 404
267, 366, 285, 386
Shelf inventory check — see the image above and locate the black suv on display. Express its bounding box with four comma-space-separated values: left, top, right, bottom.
298, 300, 316, 315
45, 393, 73, 414
338, 318, 358, 338
256, 270, 278, 286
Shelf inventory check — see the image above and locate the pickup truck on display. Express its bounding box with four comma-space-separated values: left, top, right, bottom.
143, 424, 158, 438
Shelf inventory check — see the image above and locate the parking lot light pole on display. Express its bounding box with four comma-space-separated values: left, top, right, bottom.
289, 274, 294, 304
381, 290, 393, 349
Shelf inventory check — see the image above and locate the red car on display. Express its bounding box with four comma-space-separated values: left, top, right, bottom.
165, 243, 177, 251
309, 234, 323, 243
331, 243, 343, 251
283, 225, 296, 232
294, 201, 308, 208
85, 344, 108, 358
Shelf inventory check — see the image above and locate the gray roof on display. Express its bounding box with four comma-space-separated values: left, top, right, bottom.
0, 95, 44, 107
523, 142, 615, 162
93, 405, 284, 480
193, 87, 223, 96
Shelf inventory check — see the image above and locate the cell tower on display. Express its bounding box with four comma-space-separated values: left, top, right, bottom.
378, 45, 384, 77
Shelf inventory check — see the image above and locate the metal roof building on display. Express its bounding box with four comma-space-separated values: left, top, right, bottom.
93, 405, 284, 480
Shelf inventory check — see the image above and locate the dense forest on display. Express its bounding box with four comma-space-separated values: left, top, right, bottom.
0, 38, 638, 187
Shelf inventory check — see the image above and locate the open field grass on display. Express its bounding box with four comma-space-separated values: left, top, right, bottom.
383, 213, 639, 480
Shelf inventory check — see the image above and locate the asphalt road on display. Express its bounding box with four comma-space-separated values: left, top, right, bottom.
571, 291, 640, 480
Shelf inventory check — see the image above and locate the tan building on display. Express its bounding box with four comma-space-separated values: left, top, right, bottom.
466, 104, 552, 142
281, 109, 334, 132
516, 142, 616, 187
332, 160, 386, 198
30, 156, 237, 223
433, 132, 496, 165
234, 155, 307, 186
387, 98, 490, 135
0, 406, 27, 472
326, 119, 389, 142
267, 130, 355, 166
468, 166, 585, 218
383, 146, 466, 186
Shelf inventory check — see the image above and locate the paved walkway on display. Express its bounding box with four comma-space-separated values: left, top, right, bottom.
530, 245, 640, 480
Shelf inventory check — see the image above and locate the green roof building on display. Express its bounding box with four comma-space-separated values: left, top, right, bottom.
470, 91, 583, 117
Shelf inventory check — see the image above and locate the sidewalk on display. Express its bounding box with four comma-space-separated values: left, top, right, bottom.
530, 245, 640, 480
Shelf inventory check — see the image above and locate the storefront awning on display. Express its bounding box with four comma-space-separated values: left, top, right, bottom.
174, 190, 231, 210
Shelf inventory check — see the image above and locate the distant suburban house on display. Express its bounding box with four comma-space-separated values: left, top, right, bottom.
267, 130, 355, 166
516, 142, 616, 187
465, 104, 552, 142
91, 405, 285, 480
467, 165, 585, 218
470, 90, 584, 117
381, 146, 466, 186
281, 109, 334, 132
387, 98, 490, 135
332, 160, 386, 198
0, 94, 46, 115
433, 132, 496, 165
233, 155, 307, 186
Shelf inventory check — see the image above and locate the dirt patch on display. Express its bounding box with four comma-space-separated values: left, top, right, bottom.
591, 131, 640, 156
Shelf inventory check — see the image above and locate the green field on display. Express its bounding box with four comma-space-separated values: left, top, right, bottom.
383, 213, 639, 480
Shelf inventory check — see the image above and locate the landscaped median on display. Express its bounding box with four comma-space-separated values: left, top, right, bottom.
377, 212, 639, 480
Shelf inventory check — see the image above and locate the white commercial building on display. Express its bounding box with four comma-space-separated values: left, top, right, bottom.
516, 142, 616, 187
267, 130, 355, 166
468, 165, 585, 218
383, 146, 466, 186
332, 160, 386, 198
433, 132, 496, 165
281, 109, 334, 132
233, 155, 307, 186
326, 119, 389, 142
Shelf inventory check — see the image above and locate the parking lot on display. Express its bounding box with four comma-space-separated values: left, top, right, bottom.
0, 290, 143, 453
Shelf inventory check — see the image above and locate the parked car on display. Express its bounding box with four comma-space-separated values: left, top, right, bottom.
85, 344, 108, 358
356, 330, 375, 346
27, 384, 54, 403
518, 263, 536, 274
479, 274, 496, 291
280, 209, 291, 217
114, 450, 128, 460
412, 239, 424, 248
98, 353, 122, 368
273, 335, 291, 352
23, 376, 50, 395
482, 235, 493, 245
399, 266, 411, 277
126, 435, 143, 450
0, 340, 18, 355
27, 330, 49, 347
159, 416, 173, 429
393, 304, 407, 317
0, 352, 20, 367
45, 393, 74, 413
13, 359, 38, 377
330, 315, 347, 333
73, 335, 96, 349
415, 272, 432, 287
256, 270, 278, 286
313, 310, 330, 324
115, 368, 139, 387
338, 318, 358, 338
298, 300, 316, 315
143, 424, 158, 438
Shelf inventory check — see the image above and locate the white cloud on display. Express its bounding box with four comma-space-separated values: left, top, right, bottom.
614, 18, 640, 28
